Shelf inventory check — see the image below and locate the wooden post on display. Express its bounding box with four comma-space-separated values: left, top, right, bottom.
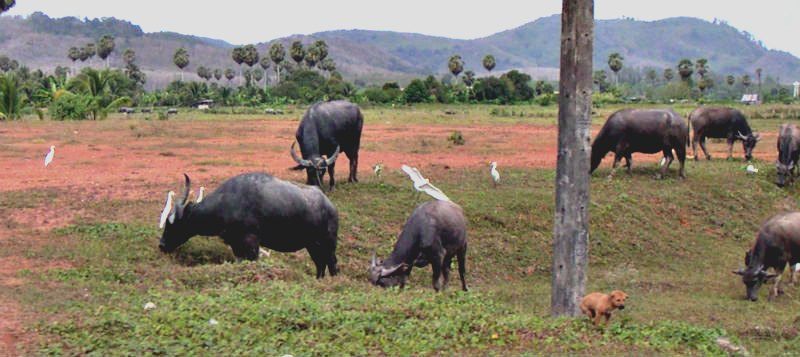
552, 0, 593, 317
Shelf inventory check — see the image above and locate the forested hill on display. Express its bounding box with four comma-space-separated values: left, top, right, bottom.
1, 12, 798, 86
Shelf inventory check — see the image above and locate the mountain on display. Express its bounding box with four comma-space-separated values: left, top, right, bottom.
1, 12, 798, 88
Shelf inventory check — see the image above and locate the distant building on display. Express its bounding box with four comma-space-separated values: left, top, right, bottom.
740, 94, 760, 105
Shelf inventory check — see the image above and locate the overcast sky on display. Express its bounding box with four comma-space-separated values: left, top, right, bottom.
5, 1, 799, 56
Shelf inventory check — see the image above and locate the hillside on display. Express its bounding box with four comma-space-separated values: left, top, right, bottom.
0, 12, 798, 87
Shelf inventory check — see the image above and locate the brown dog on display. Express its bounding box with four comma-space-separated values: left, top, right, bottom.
580, 290, 628, 326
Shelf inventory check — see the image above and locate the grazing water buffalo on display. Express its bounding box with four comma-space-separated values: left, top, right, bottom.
776, 123, 800, 187
158, 173, 339, 278
291, 100, 364, 191
369, 200, 468, 292
689, 107, 761, 161
590, 109, 687, 179
734, 212, 800, 301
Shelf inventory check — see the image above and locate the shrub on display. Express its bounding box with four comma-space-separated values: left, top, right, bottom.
49, 92, 92, 120
448, 131, 465, 146
404, 79, 430, 103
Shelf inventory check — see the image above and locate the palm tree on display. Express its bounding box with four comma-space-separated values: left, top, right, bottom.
313, 40, 328, 63
259, 56, 271, 87
231, 47, 244, 85
78, 47, 91, 65
213, 68, 222, 82
462, 70, 475, 87
68, 69, 131, 120
173, 48, 190, 81
269, 43, 286, 83
241, 44, 259, 68
698, 77, 713, 95
645, 69, 657, 85
0, 0, 16, 14
756, 68, 763, 93
290, 41, 305, 67
677, 59, 693, 81
97, 35, 115, 68
84, 43, 97, 67
252, 68, 263, 84
305, 45, 320, 68
448, 55, 464, 83
0, 75, 23, 120
726, 75, 735, 86
243, 69, 253, 87
122, 48, 136, 66
695, 58, 709, 79
224, 68, 235, 85
319, 58, 336, 75
607, 53, 624, 85
742, 74, 752, 91
482, 54, 496, 73
663, 68, 674, 82
67, 47, 81, 76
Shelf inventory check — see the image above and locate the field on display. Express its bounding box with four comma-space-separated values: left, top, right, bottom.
2, 103, 800, 355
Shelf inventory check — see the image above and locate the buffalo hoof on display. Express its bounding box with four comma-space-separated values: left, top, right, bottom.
706, 156, 712, 161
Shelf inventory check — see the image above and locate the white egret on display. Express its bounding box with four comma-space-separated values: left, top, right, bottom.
44, 145, 55, 167
259, 247, 271, 258
373, 163, 383, 178
401, 165, 450, 201
489, 162, 500, 187
746, 164, 758, 174
197, 186, 205, 203
158, 191, 175, 229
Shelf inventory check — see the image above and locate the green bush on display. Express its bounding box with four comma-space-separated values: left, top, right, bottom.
404, 79, 430, 103
49, 92, 92, 120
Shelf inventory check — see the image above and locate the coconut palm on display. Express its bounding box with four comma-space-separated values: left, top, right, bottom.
0, 0, 15, 13
122, 48, 136, 66
224, 68, 235, 84
78, 47, 91, 64
726, 75, 735, 86
0, 75, 23, 120
67, 47, 81, 76
695, 58, 708, 79
742, 74, 752, 90
305, 45, 320, 68
313, 40, 328, 62
448, 55, 464, 83
290, 41, 305, 66
482, 55, 496, 73
259, 56, 271, 87
677, 59, 693, 81
213, 68, 222, 81
663, 68, 674, 82
97, 35, 115, 68
231, 47, 244, 85
607, 53, 624, 85
269, 43, 286, 81
84, 43, 97, 66
173, 48, 189, 81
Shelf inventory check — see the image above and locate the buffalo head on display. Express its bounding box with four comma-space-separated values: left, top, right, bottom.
290, 142, 340, 187
158, 174, 195, 253
368, 253, 408, 288
776, 160, 794, 187
733, 261, 777, 301
737, 131, 761, 160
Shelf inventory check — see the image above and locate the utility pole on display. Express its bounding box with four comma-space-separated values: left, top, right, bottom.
552, 0, 594, 317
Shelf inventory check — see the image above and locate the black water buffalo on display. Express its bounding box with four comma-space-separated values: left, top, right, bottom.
369, 200, 468, 292
291, 100, 363, 191
158, 173, 339, 278
776, 123, 800, 187
590, 109, 687, 179
734, 212, 800, 301
689, 107, 761, 161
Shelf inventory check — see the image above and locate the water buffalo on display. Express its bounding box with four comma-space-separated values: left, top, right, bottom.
734, 212, 800, 301
776, 123, 800, 187
291, 100, 363, 191
158, 173, 339, 278
590, 109, 687, 179
369, 200, 468, 292
689, 107, 761, 161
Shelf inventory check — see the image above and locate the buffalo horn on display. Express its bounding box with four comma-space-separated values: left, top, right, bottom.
325, 146, 341, 166
290, 142, 312, 167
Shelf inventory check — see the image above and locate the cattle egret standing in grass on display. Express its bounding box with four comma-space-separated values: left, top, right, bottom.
746, 164, 758, 174
44, 145, 55, 167
373, 163, 383, 178
401, 165, 450, 201
489, 162, 500, 187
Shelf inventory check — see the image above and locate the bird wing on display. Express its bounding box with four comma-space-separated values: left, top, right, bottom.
419, 182, 451, 201
492, 169, 500, 182
401, 165, 427, 186
44, 150, 54, 166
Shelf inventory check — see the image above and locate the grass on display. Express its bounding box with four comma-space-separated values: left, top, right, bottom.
4, 103, 800, 355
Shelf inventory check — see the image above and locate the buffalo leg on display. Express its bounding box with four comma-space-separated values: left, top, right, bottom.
457, 247, 468, 291
347, 151, 359, 183
770, 266, 787, 300
441, 254, 454, 290
699, 136, 712, 160
426, 250, 445, 292
727, 138, 735, 160
675, 146, 687, 179
624, 154, 633, 174
327, 163, 336, 191
307, 247, 328, 279
657, 150, 673, 179
609, 154, 623, 178
692, 134, 700, 161
229, 233, 260, 261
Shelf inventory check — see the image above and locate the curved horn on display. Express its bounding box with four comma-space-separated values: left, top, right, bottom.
159, 191, 175, 229
325, 146, 341, 166
737, 131, 748, 140
196, 186, 205, 203
181, 173, 192, 205
290, 142, 312, 167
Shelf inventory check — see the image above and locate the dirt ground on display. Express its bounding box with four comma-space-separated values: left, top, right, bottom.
0, 118, 780, 355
